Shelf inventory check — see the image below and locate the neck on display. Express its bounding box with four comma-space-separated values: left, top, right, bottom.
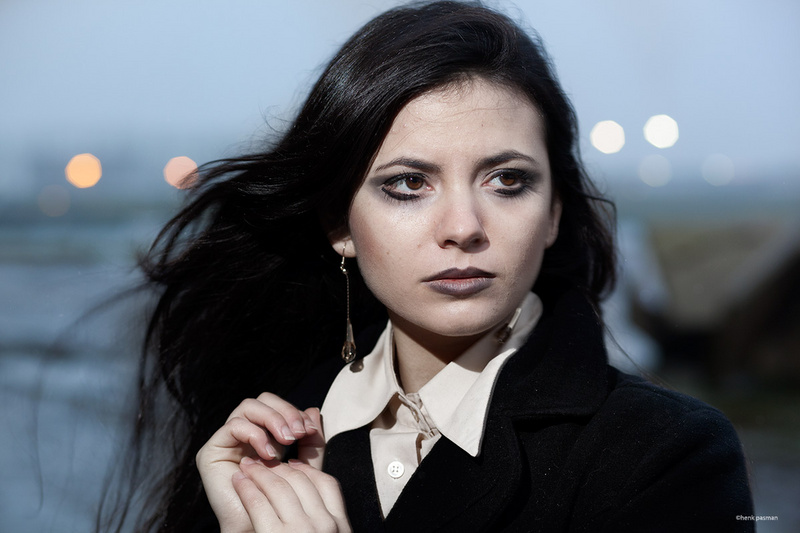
389, 313, 487, 393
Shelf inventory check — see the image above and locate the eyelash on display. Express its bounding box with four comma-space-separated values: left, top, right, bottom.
488, 170, 534, 197
381, 173, 428, 201
380, 170, 534, 202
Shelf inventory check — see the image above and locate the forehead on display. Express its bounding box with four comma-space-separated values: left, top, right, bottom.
374, 78, 547, 163
404, 78, 537, 120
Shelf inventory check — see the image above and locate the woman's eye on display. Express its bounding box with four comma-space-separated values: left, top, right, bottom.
381, 174, 428, 200
402, 175, 425, 190
496, 174, 518, 187
488, 170, 530, 196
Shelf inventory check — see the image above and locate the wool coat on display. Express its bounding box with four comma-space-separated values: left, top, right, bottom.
292, 290, 755, 532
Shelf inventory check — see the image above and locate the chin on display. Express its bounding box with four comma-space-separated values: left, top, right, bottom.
408, 309, 505, 340
382, 290, 519, 340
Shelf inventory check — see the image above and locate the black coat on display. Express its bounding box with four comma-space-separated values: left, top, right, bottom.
296, 290, 755, 532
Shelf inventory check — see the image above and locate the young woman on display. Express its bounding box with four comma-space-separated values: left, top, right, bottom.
105, 1, 754, 531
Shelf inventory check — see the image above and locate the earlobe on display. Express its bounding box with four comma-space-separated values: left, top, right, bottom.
546, 199, 562, 248
323, 216, 357, 258
329, 235, 357, 258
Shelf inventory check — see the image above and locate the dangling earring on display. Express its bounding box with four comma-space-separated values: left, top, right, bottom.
496, 306, 522, 344
340, 245, 356, 363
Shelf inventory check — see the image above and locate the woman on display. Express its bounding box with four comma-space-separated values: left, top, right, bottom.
104, 1, 754, 531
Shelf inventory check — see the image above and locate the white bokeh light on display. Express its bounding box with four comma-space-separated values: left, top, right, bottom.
590, 120, 625, 154
643, 115, 679, 149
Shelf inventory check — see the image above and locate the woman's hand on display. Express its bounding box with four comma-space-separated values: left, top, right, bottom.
232, 458, 351, 532
196, 393, 329, 533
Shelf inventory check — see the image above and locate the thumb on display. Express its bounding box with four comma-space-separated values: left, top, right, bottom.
298, 407, 325, 469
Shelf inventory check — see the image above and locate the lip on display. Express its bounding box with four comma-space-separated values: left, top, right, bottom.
423, 267, 495, 297
424, 267, 495, 281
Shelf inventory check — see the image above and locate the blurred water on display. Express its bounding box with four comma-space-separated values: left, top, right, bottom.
1, 218, 149, 532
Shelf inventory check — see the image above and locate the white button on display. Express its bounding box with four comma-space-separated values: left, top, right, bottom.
387, 460, 405, 479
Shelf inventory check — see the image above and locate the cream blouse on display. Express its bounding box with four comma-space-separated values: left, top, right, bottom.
321, 292, 543, 517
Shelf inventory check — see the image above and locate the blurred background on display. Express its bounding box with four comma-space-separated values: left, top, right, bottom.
2, 0, 798, 531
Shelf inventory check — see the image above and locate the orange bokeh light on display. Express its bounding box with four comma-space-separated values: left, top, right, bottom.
164, 156, 198, 189
65, 153, 102, 188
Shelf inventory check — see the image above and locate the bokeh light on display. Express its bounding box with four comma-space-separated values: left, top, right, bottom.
163, 156, 198, 189
590, 120, 625, 154
643, 114, 679, 149
65, 153, 102, 188
638, 154, 671, 187
38, 184, 70, 217
702, 154, 735, 186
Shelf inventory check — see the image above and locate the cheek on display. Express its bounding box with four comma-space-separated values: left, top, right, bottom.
503, 216, 553, 283
348, 209, 398, 294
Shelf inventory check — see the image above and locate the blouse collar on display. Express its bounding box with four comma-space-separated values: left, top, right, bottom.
321, 292, 542, 457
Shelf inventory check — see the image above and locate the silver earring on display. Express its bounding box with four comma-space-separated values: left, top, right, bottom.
340, 246, 356, 363
496, 306, 522, 344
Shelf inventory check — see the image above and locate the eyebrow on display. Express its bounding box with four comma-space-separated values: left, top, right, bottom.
372, 150, 540, 174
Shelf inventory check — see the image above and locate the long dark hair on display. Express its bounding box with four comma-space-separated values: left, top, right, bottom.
99, 1, 615, 531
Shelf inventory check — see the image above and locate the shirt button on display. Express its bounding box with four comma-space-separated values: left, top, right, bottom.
387, 460, 405, 479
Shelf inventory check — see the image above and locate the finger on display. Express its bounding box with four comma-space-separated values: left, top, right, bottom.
221, 416, 281, 460
239, 459, 314, 526
287, 460, 349, 525
255, 392, 318, 439
298, 408, 326, 469
250, 459, 343, 532
197, 417, 277, 465
231, 469, 282, 529
300, 408, 320, 435
227, 397, 300, 447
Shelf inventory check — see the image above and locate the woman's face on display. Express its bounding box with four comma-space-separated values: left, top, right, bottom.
333, 78, 560, 341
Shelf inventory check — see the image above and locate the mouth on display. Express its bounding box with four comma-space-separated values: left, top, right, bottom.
423, 267, 495, 297
424, 267, 495, 281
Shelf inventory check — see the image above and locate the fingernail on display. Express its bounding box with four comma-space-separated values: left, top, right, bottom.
305, 420, 319, 431
281, 426, 296, 441
241, 456, 256, 466
292, 420, 306, 435
287, 459, 303, 466
265, 443, 278, 458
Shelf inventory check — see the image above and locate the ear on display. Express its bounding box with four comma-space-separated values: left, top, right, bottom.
328, 229, 358, 258
545, 196, 562, 248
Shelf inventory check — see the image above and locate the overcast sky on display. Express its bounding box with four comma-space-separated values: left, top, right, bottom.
1, 0, 799, 201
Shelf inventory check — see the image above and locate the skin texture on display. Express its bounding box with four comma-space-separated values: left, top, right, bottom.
332, 77, 561, 392
198, 78, 560, 531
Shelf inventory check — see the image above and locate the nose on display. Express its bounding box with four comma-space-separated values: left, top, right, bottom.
434, 193, 487, 250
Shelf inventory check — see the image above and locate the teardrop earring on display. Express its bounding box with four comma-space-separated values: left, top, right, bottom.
496, 306, 522, 344
340, 245, 356, 363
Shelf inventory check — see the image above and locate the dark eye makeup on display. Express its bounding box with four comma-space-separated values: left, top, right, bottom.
378, 168, 539, 202
380, 173, 428, 201
487, 169, 537, 197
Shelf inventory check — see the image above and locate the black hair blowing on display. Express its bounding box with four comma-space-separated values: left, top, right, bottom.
99, 2, 616, 531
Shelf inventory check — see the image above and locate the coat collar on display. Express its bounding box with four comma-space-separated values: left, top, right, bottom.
492, 288, 609, 420
325, 289, 610, 531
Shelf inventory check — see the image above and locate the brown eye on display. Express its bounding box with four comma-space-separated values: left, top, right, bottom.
380, 173, 429, 201
488, 170, 532, 197
497, 174, 517, 187
404, 175, 425, 190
